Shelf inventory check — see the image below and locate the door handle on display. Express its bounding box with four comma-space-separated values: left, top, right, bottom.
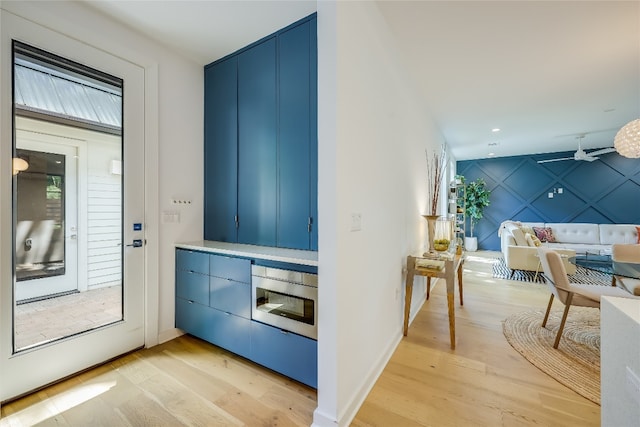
126, 239, 143, 248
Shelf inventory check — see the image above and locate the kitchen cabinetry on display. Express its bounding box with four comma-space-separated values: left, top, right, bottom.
175, 247, 317, 388
175, 249, 251, 359
203, 14, 317, 251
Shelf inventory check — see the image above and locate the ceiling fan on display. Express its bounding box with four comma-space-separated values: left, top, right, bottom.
537, 135, 616, 164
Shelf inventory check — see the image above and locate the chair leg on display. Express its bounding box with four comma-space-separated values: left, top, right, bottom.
542, 294, 554, 328
553, 293, 574, 349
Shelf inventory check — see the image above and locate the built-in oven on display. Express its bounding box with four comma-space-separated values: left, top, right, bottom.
251, 265, 317, 340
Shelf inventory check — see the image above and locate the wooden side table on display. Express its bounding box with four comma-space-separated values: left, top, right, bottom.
403, 253, 464, 349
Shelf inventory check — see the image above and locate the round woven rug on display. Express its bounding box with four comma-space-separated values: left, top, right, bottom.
502, 307, 600, 404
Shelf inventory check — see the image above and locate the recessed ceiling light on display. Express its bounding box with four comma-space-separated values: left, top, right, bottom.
488, 152, 496, 157
491, 128, 501, 133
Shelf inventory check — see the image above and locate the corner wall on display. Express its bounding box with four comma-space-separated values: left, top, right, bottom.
315, 2, 445, 425
457, 151, 640, 250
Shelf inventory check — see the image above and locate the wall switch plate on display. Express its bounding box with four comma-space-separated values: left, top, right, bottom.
350, 213, 362, 232
548, 192, 554, 198
162, 211, 180, 223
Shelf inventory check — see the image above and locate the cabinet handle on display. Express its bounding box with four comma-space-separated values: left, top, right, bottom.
308, 217, 313, 232
234, 215, 239, 229
188, 300, 194, 304
280, 330, 289, 335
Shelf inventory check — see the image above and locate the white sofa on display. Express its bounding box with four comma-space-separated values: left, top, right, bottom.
500, 221, 639, 275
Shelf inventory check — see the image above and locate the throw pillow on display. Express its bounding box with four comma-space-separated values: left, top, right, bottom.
525, 232, 542, 247
520, 225, 535, 237
533, 226, 557, 243
636, 226, 640, 244
510, 227, 528, 246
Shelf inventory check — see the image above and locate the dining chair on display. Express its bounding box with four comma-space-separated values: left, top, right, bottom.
536, 247, 639, 349
611, 243, 640, 296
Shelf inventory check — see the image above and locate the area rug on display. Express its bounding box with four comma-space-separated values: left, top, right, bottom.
502, 307, 600, 404
492, 256, 610, 285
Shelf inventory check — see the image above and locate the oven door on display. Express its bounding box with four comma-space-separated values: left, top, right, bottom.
252, 276, 317, 340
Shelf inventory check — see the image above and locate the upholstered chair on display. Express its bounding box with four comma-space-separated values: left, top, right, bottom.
611, 244, 640, 296
537, 247, 639, 349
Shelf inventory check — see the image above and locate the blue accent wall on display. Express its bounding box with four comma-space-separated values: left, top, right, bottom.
457, 150, 640, 250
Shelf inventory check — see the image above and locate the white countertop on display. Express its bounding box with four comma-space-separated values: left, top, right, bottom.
175, 240, 318, 267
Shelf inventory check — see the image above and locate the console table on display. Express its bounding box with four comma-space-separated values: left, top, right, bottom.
403, 253, 464, 349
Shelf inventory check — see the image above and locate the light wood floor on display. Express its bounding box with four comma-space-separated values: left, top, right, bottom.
1, 251, 600, 426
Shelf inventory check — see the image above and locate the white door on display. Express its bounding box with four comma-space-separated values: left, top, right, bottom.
0, 11, 146, 401
14, 138, 79, 302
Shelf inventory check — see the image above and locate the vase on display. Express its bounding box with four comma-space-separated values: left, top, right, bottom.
434, 218, 453, 251
423, 214, 440, 253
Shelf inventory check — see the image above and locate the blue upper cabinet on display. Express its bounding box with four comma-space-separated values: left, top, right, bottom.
204, 57, 238, 242
204, 13, 318, 250
238, 38, 278, 247
278, 20, 311, 249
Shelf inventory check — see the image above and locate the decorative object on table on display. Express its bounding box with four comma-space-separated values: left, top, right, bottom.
433, 217, 453, 251
614, 118, 640, 158
424, 144, 447, 252
463, 177, 491, 251
502, 307, 600, 404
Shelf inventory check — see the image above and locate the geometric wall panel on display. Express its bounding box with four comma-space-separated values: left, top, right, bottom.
457, 149, 640, 250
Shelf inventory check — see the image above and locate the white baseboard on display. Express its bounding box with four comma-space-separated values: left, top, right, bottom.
156, 327, 184, 345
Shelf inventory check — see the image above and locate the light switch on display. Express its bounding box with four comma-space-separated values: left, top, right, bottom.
162, 211, 180, 223
350, 213, 362, 232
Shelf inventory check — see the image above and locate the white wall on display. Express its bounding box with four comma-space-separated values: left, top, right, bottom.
0, 1, 203, 345
601, 297, 640, 426
315, 2, 446, 425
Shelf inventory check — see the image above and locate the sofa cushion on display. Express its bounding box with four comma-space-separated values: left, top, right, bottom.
546, 223, 599, 244
545, 242, 611, 255
533, 226, 557, 243
510, 226, 528, 246
599, 224, 639, 245
525, 232, 542, 247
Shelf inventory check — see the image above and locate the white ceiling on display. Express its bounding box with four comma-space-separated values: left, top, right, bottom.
83, 0, 640, 161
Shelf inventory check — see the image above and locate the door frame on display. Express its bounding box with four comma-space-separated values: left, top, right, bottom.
0, 8, 160, 402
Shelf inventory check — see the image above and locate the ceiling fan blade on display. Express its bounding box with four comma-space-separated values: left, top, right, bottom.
588, 147, 616, 156
537, 157, 574, 164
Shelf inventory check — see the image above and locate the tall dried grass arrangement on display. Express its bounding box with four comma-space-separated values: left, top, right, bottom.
426, 145, 447, 216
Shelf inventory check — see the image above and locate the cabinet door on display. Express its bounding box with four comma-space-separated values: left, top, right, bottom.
237, 38, 277, 246
204, 57, 238, 242
309, 16, 318, 251
278, 20, 313, 250
176, 249, 209, 275
176, 270, 209, 306
209, 277, 251, 319
209, 309, 251, 358
250, 321, 317, 388
175, 298, 214, 340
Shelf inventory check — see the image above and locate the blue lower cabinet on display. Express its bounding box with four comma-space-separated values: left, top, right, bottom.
250, 321, 317, 388
176, 270, 209, 306
175, 298, 214, 341
210, 276, 251, 319
209, 308, 251, 359
176, 249, 209, 275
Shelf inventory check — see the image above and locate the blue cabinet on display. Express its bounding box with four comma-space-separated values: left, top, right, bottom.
204, 57, 238, 243
175, 248, 317, 388
278, 18, 317, 250
250, 321, 317, 388
238, 38, 278, 247
203, 14, 317, 250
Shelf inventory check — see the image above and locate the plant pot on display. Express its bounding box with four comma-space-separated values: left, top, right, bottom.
464, 236, 478, 252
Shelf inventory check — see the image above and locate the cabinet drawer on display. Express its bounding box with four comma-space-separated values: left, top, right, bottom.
250, 321, 317, 388
176, 249, 209, 274
175, 298, 214, 340
210, 276, 251, 319
209, 308, 251, 358
209, 254, 251, 283
176, 270, 209, 305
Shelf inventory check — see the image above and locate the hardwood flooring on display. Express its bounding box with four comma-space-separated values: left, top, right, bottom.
352, 252, 600, 427
1, 251, 600, 426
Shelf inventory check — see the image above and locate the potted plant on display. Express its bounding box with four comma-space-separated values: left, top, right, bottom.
464, 178, 491, 251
